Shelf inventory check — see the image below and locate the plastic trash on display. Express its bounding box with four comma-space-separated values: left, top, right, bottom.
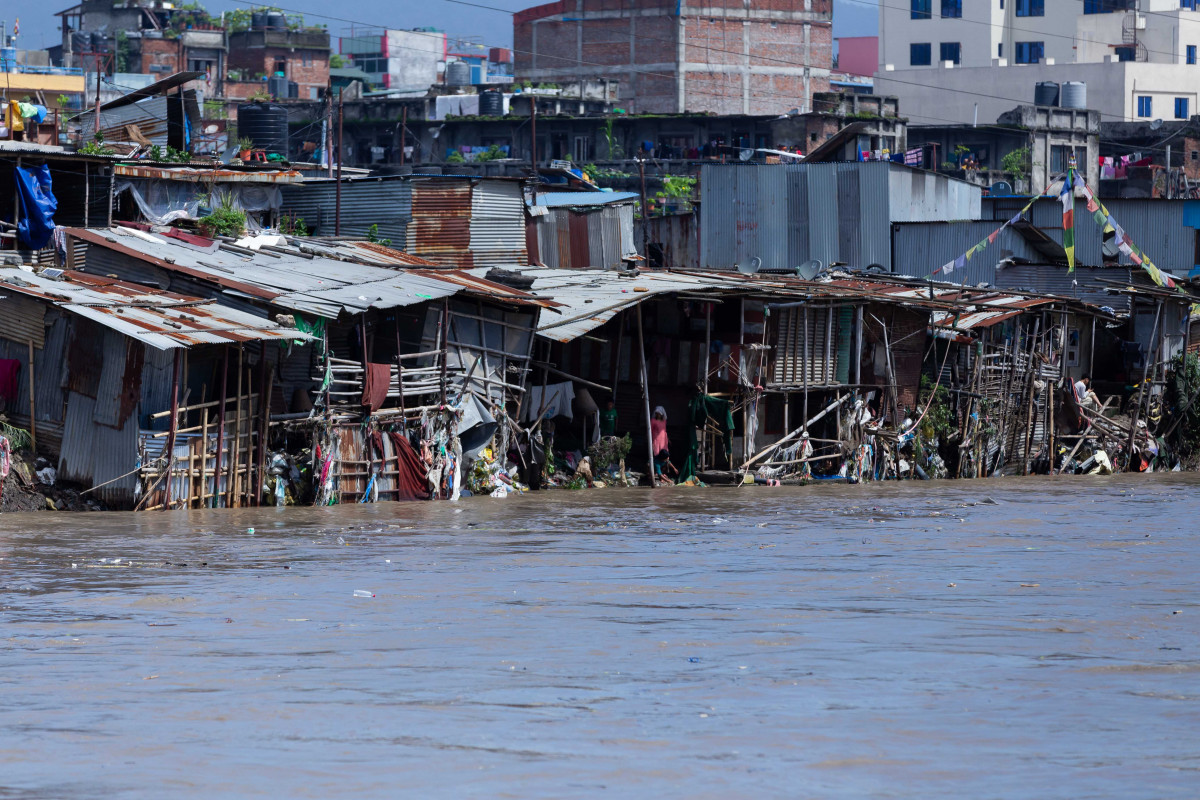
353, 589, 375, 598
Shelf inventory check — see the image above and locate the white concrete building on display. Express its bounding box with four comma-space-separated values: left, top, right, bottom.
340, 29, 447, 91
877, 0, 1200, 123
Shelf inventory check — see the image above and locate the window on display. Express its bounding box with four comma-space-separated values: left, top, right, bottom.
273, 58, 286, 76
998, 43, 1004, 58
1087, 0, 1136, 10
1176, 97, 1190, 118
302, 51, 313, 67
1137, 95, 1153, 117
1050, 145, 1073, 174
1192, 150, 1199, 161
940, 42, 962, 64
941, 0, 962, 17
911, 0, 932, 19
1189, 45, 1197, 64
1016, 0, 1044, 16
1015, 41, 1044, 63
1184, 0, 1198, 9
911, 43, 933, 65
1115, 45, 1136, 61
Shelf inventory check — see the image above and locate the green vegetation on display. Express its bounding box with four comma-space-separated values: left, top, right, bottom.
1166, 352, 1200, 463
1001, 146, 1032, 183
329, 53, 347, 68
365, 223, 392, 247
916, 373, 955, 443
472, 144, 508, 162
202, 99, 226, 119
236, 136, 254, 152
654, 174, 696, 214
280, 214, 309, 237
601, 117, 623, 160
446, 151, 466, 164
199, 191, 246, 237
588, 432, 632, 470
1, 420, 33, 452
114, 30, 130, 73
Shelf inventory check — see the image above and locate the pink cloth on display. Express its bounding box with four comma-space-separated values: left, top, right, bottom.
651, 418, 669, 454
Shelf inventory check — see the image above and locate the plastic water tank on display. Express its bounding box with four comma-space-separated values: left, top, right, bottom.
237, 102, 289, 157
1061, 81, 1087, 110
445, 61, 472, 86
479, 89, 504, 116
267, 11, 288, 30
1034, 81, 1059, 107
251, 11, 267, 29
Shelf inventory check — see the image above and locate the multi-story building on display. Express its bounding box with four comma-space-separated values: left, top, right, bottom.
226, 27, 330, 101
876, 0, 1200, 123
513, 0, 833, 115
340, 28, 447, 91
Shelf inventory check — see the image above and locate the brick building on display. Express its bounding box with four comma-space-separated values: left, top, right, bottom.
226, 29, 331, 102
513, 0, 832, 115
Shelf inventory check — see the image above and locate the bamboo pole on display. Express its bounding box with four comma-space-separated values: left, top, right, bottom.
1020, 318, 1041, 476
26, 340, 36, 455
213, 347, 229, 508
227, 347, 243, 507
1127, 299, 1163, 471
636, 304, 656, 487
162, 349, 182, 510
199, 405, 209, 508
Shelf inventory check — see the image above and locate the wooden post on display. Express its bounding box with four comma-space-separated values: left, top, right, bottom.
701, 301, 712, 470
399, 104, 407, 167
335, 89, 343, 235
610, 316, 624, 404
802, 305, 810, 430
636, 303, 656, 486
254, 344, 269, 507
226, 347, 243, 507
394, 314, 406, 420
212, 347, 229, 508
439, 299, 449, 405
162, 349, 182, 510
83, 161, 89, 228
26, 340, 36, 455
199, 405, 210, 508
1127, 299, 1163, 471
1020, 318, 1041, 475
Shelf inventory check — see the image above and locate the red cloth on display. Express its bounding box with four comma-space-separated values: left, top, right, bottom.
361, 362, 391, 412
0, 359, 20, 402
389, 432, 430, 501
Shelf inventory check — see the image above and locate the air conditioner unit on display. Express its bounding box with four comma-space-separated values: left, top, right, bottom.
1136, 14, 1147, 29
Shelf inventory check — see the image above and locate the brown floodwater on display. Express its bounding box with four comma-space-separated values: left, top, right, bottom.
1, 475, 1197, 798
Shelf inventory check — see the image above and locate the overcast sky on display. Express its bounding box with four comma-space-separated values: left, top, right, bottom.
3, 0, 876, 57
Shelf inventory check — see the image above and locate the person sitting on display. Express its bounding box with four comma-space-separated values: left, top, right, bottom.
1074, 374, 1100, 411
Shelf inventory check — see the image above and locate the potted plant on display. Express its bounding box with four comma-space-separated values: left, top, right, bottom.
236, 136, 254, 159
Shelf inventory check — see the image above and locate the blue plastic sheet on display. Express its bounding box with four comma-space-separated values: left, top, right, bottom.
14, 164, 57, 250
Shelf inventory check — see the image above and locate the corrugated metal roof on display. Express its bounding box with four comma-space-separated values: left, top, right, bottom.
280, 177, 412, 240
0, 268, 313, 350
114, 164, 305, 184
67, 226, 464, 319
467, 267, 752, 342
532, 191, 640, 208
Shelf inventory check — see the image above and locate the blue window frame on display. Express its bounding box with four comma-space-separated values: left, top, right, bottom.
1177, 97, 1190, 118
911, 0, 932, 19
1183, 0, 1198, 9
1137, 96, 1153, 117
1115, 45, 1136, 61
1014, 41, 1044, 63
940, 42, 962, 64
941, 0, 963, 17
1088, 0, 1138, 11
1016, 0, 1044, 16
999, 43, 1004, 58
1188, 45, 1197, 64
911, 43, 933, 65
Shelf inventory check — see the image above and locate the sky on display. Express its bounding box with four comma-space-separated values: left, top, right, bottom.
2, 0, 877, 54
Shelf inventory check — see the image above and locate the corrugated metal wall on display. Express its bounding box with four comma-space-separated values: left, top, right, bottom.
892, 221, 1041, 286
470, 180, 528, 267
700, 163, 976, 271
639, 213, 699, 270
280, 178, 412, 241
994, 264, 1134, 310
985, 197, 1199, 275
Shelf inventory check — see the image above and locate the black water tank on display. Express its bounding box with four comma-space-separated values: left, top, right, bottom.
237, 102, 289, 157
267, 11, 287, 29
251, 11, 267, 29
479, 89, 504, 116
1034, 81, 1059, 107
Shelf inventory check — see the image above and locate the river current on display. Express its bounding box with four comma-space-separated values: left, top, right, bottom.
1, 476, 1197, 798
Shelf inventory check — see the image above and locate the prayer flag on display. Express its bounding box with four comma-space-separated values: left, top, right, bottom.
1060, 171, 1075, 272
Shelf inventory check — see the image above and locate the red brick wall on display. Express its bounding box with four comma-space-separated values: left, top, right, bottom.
514, 0, 832, 114
228, 46, 328, 99
140, 37, 182, 76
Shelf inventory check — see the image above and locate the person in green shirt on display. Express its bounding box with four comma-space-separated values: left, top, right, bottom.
599, 399, 618, 437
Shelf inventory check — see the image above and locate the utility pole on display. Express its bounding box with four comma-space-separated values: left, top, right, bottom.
638, 156, 649, 257
93, 53, 102, 141
335, 88, 343, 236
325, 78, 333, 177
530, 95, 538, 197
399, 104, 407, 167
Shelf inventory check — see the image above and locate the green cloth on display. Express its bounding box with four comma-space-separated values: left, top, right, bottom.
599, 407, 618, 436
679, 394, 735, 482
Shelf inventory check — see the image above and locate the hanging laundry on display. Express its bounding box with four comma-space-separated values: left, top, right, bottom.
360, 362, 391, 412
0, 359, 20, 402
525, 381, 575, 422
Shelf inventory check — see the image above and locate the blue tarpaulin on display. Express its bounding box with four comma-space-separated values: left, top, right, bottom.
14, 164, 57, 250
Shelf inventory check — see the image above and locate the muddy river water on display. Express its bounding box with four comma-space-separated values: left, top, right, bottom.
1, 475, 1197, 798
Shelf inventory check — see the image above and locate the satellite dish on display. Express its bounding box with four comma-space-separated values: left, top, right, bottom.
797, 259, 824, 280
1102, 237, 1119, 258
1151, 118, 1164, 130
205, 124, 218, 134
739, 148, 754, 161
737, 257, 762, 274
989, 180, 1013, 196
